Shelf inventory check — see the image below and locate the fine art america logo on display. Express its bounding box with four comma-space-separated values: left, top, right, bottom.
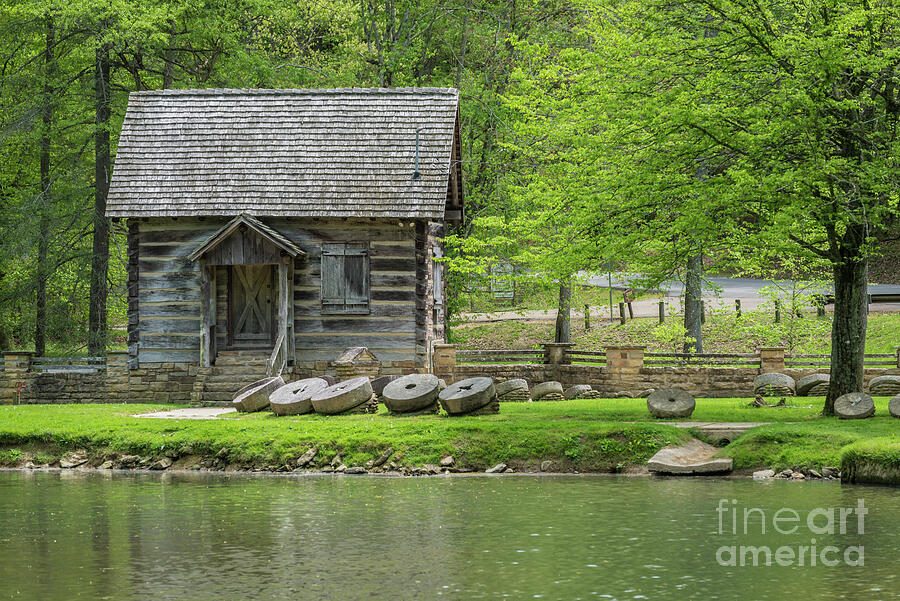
715, 499, 866, 567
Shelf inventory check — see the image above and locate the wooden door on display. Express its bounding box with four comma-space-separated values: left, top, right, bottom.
230, 265, 274, 347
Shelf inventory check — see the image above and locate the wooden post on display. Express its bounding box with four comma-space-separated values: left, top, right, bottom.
775, 301, 781, 323
286, 260, 295, 364
618, 302, 626, 325
735, 299, 741, 317
817, 298, 826, 317
658, 301, 665, 324
584, 304, 591, 331
277, 261, 290, 364
199, 261, 214, 367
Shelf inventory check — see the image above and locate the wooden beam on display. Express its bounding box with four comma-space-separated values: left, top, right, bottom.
200, 261, 214, 367
277, 262, 291, 364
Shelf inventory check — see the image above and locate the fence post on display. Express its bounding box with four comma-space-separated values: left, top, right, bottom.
895, 346, 900, 369
658, 301, 665, 324
735, 299, 741, 317
618, 302, 626, 325
2, 351, 34, 405
775, 301, 781, 323
758, 347, 786, 373
584, 304, 591, 331
543, 343, 574, 383
432, 343, 457, 382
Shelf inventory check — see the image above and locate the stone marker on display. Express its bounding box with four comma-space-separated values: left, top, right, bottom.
439, 377, 498, 415
310, 377, 374, 415
233, 376, 285, 412
647, 388, 696, 418
889, 394, 900, 418
531, 381, 564, 401
495, 379, 531, 402
753, 373, 796, 396
382, 374, 441, 414
269, 378, 329, 416
796, 373, 830, 396
564, 384, 594, 400
870, 375, 900, 396
371, 375, 400, 397
834, 392, 875, 419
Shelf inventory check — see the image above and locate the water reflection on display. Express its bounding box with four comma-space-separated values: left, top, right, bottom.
0, 472, 898, 600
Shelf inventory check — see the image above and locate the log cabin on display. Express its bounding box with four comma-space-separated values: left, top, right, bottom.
106, 88, 463, 378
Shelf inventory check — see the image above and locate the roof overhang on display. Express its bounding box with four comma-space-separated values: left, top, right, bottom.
188, 214, 305, 262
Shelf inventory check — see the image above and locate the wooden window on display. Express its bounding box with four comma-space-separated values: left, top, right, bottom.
321, 242, 370, 314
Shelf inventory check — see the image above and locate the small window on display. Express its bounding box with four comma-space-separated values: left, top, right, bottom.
321, 242, 370, 314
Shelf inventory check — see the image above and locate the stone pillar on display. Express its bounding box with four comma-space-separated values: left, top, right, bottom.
432, 343, 456, 381
106, 351, 130, 403
759, 347, 786, 373
2, 352, 34, 405
542, 343, 574, 366
605, 346, 644, 374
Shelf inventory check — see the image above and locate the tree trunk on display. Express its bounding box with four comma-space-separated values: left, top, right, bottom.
88, 34, 111, 356
36, 15, 55, 357
555, 280, 571, 343
683, 254, 703, 353
825, 251, 868, 415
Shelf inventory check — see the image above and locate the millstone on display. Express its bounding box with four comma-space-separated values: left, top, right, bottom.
310, 377, 374, 415
808, 382, 830, 396
498, 389, 532, 402
463, 397, 500, 415
834, 392, 875, 420
532, 381, 564, 401
339, 394, 379, 415
797, 374, 829, 396
869, 376, 900, 396
389, 401, 440, 416
371, 375, 400, 396
495, 379, 529, 397
579, 390, 603, 399
647, 387, 696, 418
439, 377, 496, 415
382, 374, 441, 413
269, 378, 329, 416
320, 375, 338, 386
232, 376, 285, 413
564, 384, 594, 400
753, 373, 796, 397
889, 394, 900, 418
540, 392, 565, 402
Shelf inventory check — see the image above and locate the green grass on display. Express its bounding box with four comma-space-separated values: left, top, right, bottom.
452, 310, 900, 354
0, 402, 692, 473
2, 398, 899, 477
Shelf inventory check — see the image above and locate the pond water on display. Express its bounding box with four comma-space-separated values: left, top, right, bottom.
1, 471, 898, 600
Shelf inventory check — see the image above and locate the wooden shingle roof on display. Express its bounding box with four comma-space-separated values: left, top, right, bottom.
106, 88, 461, 219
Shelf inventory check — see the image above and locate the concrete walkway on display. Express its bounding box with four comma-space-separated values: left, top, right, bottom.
134, 407, 236, 420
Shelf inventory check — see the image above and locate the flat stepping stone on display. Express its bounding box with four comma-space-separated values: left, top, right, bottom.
647, 439, 733, 475
134, 407, 237, 419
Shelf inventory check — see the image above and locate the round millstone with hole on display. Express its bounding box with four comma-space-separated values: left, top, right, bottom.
753, 373, 796, 397
382, 374, 441, 413
439, 377, 496, 415
496, 379, 530, 402
889, 394, 900, 418
870, 376, 900, 396
532, 381, 564, 401
797, 374, 829, 396
834, 392, 875, 419
311, 377, 374, 415
647, 388, 696, 418
233, 376, 285, 413
269, 378, 329, 416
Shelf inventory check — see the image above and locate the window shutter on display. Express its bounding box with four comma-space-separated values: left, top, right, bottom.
321, 242, 369, 314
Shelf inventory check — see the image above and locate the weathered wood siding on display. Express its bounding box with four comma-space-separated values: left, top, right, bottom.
132, 217, 424, 366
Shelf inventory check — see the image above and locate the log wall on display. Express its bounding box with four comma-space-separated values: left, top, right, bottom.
131, 217, 435, 369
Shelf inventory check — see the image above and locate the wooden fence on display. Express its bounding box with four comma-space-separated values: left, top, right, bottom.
643, 352, 760, 368
456, 349, 545, 364
785, 353, 897, 368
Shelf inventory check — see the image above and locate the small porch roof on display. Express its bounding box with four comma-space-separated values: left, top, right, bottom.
188, 214, 305, 262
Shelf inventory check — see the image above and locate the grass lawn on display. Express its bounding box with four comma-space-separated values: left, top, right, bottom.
2, 398, 899, 477
451, 311, 900, 355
